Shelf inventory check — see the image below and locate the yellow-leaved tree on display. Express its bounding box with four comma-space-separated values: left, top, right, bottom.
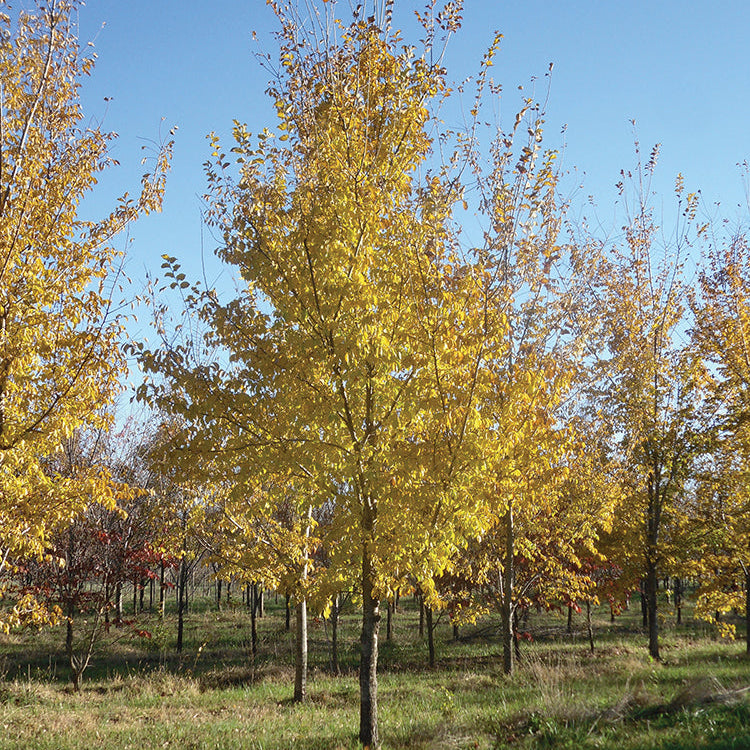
0, 0, 171, 630
586, 152, 706, 660
691, 228, 750, 649
136, 3, 492, 745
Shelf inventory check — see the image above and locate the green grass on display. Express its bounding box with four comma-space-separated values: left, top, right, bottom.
1, 593, 749, 748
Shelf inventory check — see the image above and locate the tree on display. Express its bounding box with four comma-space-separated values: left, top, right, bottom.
19, 428, 156, 691
136, 3, 488, 745
419, 61, 607, 674
691, 227, 750, 649
587, 152, 705, 660
0, 0, 171, 630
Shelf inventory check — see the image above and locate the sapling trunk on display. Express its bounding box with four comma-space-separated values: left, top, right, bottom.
426, 607, 435, 668
330, 593, 340, 675
293, 595, 307, 702
586, 601, 594, 653
359, 543, 380, 748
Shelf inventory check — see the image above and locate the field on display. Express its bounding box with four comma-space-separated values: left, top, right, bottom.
1, 592, 749, 749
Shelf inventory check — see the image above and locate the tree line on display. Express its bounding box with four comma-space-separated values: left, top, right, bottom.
2, 1, 750, 747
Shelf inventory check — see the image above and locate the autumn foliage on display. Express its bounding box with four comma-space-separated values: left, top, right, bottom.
5, 2, 750, 749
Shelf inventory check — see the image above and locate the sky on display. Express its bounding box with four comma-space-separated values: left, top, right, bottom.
59, 0, 750, 388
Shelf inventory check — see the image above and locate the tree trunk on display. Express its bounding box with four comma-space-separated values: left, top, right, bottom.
501, 503, 515, 675
645, 466, 662, 660
331, 593, 340, 675
675, 576, 682, 625
159, 562, 166, 621
586, 600, 594, 653
359, 543, 380, 748
216, 578, 222, 612
294, 504, 312, 703
567, 604, 573, 634
251, 588, 258, 659
646, 558, 660, 660
115, 581, 123, 623
65, 608, 75, 683
453, 622, 459, 641
177, 556, 187, 653
426, 607, 435, 668
293, 595, 307, 702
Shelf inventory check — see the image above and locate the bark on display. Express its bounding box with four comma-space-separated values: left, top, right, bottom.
330, 593, 340, 675
294, 505, 313, 702
359, 543, 380, 748
645, 464, 662, 660
453, 623, 459, 641
159, 562, 166, 621
176, 556, 187, 653
65, 607, 76, 689
426, 607, 435, 668
216, 578, 222, 612
115, 582, 123, 623
251, 590, 258, 659
293, 595, 307, 702
501, 504, 515, 675
675, 577, 682, 625
646, 558, 660, 660
567, 604, 573, 634
586, 601, 594, 653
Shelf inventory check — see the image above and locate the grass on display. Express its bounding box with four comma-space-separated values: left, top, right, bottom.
0, 592, 749, 748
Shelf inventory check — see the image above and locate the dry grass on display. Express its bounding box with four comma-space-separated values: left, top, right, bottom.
1, 594, 749, 748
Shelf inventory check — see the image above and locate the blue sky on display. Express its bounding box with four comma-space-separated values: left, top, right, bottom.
67, 0, 750, 379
